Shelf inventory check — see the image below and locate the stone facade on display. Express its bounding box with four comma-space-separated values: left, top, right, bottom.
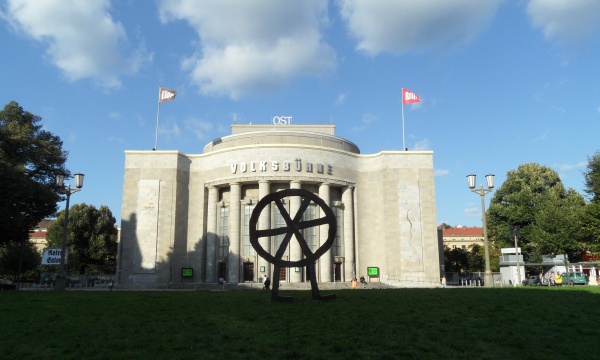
117, 124, 440, 288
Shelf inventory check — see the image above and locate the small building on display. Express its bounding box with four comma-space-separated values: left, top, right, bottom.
29, 219, 53, 253
442, 226, 483, 251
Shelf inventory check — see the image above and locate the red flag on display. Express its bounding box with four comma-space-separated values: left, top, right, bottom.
402, 88, 420, 104
159, 87, 177, 103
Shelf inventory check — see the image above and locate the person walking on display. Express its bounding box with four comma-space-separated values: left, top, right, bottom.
263, 276, 271, 290
352, 277, 358, 289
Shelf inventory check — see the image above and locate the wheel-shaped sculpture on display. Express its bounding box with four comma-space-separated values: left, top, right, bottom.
249, 188, 337, 302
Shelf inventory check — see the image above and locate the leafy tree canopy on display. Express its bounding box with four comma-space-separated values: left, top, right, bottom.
46, 204, 118, 275
0, 101, 68, 245
487, 163, 585, 261
584, 151, 600, 201
0, 240, 41, 280
443, 243, 500, 275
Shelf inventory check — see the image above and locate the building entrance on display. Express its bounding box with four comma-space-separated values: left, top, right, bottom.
243, 262, 254, 282
218, 262, 227, 280
334, 263, 342, 281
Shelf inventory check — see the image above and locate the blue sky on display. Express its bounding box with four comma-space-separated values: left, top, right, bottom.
1, 0, 600, 228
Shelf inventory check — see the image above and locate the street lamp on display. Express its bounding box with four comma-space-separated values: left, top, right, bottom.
467, 174, 495, 288
54, 173, 84, 291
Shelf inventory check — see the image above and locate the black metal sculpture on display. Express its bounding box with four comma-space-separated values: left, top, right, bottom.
249, 189, 337, 302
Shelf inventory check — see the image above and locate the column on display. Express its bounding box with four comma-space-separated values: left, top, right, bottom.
319, 182, 332, 282
258, 180, 271, 280
205, 186, 218, 282
342, 186, 355, 282
289, 180, 302, 282
228, 183, 241, 283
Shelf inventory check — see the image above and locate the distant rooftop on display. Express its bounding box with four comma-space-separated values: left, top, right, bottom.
443, 226, 483, 237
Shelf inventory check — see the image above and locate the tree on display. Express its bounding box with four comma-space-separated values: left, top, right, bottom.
581, 151, 600, 250
0, 101, 68, 246
0, 240, 41, 281
580, 201, 600, 252
487, 163, 586, 262
467, 243, 500, 272
46, 204, 118, 275
583, 150, 600, 201
444, 246, 469, 274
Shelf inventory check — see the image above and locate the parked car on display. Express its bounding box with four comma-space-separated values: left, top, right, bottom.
522, 276, 541, 286
0, 279, 16, 290
561, 272, 587, 285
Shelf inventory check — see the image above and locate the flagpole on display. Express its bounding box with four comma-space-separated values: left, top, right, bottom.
154, 88, 161, 150
401, 88, 406, 151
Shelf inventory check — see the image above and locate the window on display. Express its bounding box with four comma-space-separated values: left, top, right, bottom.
273, 202, 286, 254
242, 204, 255, 256
302, 203, 317, 253
331, 206, 342, 256
219, 206, 229, 257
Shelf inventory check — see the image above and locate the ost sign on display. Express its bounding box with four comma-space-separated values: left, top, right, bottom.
272, 116, 292, 125
41, 248, 67, 265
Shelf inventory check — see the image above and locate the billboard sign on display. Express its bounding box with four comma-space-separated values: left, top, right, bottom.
41, 248, 67, 265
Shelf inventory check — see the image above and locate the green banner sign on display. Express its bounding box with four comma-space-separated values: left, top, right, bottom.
182, 268, 193, 277
367, 267, 379, 276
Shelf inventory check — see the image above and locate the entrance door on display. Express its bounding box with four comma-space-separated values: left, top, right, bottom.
218, 262, 227, 280
334, 263, 342, 281
243, 263, 254, 282
279, 267, 286, 282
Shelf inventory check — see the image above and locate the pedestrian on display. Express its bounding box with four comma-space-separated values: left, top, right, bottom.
352, 277, 358, 289
108, 279, 114, 291
263, 275, 270, 290
555, 272, 563, 286
441, 277, 446, 288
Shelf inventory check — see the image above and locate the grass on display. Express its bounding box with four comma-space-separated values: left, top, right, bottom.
2, 286, 599, 359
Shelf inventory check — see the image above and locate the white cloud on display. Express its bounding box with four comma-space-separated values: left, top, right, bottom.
413, 138, 431, 151
531, 130, 549, 143
185, 117, 213, 141
1, 0, 149, 89
434, 169, 449, 177
553, 162, 586, 172
335, 93, 347, 106
527, 0, 600, 44
158, 0, 336, 99
465, 207, 480, 217
351, 113, 377, 132
338, 0, 501, 56
158, 120, 181, 139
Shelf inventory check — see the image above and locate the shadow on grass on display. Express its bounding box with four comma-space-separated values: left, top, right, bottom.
2, 286, 599, 359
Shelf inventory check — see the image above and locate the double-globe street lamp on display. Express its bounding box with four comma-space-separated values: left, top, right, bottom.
467, 174, 495, 288
54, 173, 84, 291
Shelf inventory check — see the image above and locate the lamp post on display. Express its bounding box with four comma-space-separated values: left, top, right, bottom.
467, 174, 494, 288
55, 173, 84, 291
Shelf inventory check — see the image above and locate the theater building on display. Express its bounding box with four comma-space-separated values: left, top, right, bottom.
117, 123, 440, 288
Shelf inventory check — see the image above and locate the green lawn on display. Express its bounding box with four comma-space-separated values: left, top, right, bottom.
2, 286, 598, 359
